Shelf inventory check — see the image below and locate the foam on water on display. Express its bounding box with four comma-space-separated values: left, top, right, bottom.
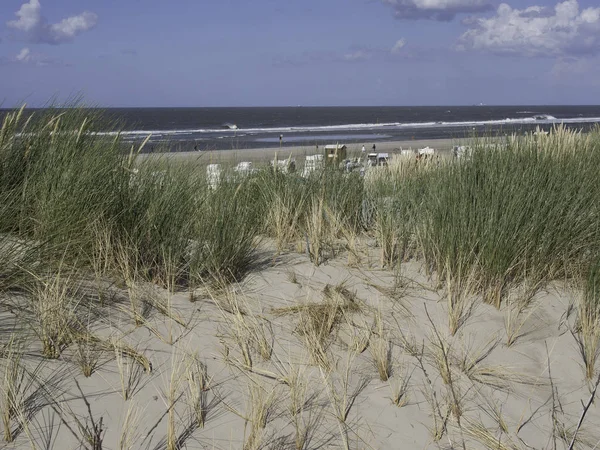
98, 114, 600, 138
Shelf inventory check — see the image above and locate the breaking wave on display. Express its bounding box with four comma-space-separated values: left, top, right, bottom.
99, 115, 600, 138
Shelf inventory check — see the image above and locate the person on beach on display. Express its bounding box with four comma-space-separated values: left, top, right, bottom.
372, 144, 376, 152
362, 145, 366, 153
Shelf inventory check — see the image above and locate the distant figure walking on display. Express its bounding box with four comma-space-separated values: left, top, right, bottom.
372, 144, 376, 152
361, 145, 366, 153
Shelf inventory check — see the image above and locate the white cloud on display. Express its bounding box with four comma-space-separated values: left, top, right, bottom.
458, 0, 600, 57
49, 12, 97, 42
343, 50, 371, 61
16, 47, 31, 62
7, 0, 41, 32
7, 0, 97, 45
391, 39, 407, 53
7, 46, 64, 66
382, 0, 492, 21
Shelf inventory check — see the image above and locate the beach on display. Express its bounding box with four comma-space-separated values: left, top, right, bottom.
140, 137, 459, 165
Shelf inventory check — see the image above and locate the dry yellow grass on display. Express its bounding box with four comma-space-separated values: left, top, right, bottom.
28, 269, 82, 359
273, 284, 362, 370
184, 352, 211, 428
118, 401, 143, 450
369, 310, 392, 381
243, 381, 278, 450
388, 364, 412, 408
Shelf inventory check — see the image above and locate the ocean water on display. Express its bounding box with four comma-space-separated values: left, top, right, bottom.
5, 106, 600, 151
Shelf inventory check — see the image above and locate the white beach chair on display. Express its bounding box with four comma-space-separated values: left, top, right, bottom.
234, 161, 254, 177
302, 154, 324, 177
206, 164, 222, 190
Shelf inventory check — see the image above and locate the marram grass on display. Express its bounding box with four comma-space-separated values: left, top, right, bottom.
1, 104, 600, 309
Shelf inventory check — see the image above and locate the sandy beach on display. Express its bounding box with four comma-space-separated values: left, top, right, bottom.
140, 138, 460, 165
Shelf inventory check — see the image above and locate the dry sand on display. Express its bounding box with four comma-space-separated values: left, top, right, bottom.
4, 240, 599, 449
140, 138, 461, 166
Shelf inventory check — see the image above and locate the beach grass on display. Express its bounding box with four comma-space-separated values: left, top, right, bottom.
2, 104, 600, 448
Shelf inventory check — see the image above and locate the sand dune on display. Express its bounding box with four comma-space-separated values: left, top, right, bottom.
3, 241, 598, 449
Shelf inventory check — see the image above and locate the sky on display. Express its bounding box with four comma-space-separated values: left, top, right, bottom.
1, 0, 600, 106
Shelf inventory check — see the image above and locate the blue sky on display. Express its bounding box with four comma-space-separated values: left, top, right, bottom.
1, 0, 600, 106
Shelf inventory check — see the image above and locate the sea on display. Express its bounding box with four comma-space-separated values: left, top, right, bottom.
5, 105, 600, 152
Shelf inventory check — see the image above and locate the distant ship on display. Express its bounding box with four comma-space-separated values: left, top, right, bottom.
222, 123, 238, 130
